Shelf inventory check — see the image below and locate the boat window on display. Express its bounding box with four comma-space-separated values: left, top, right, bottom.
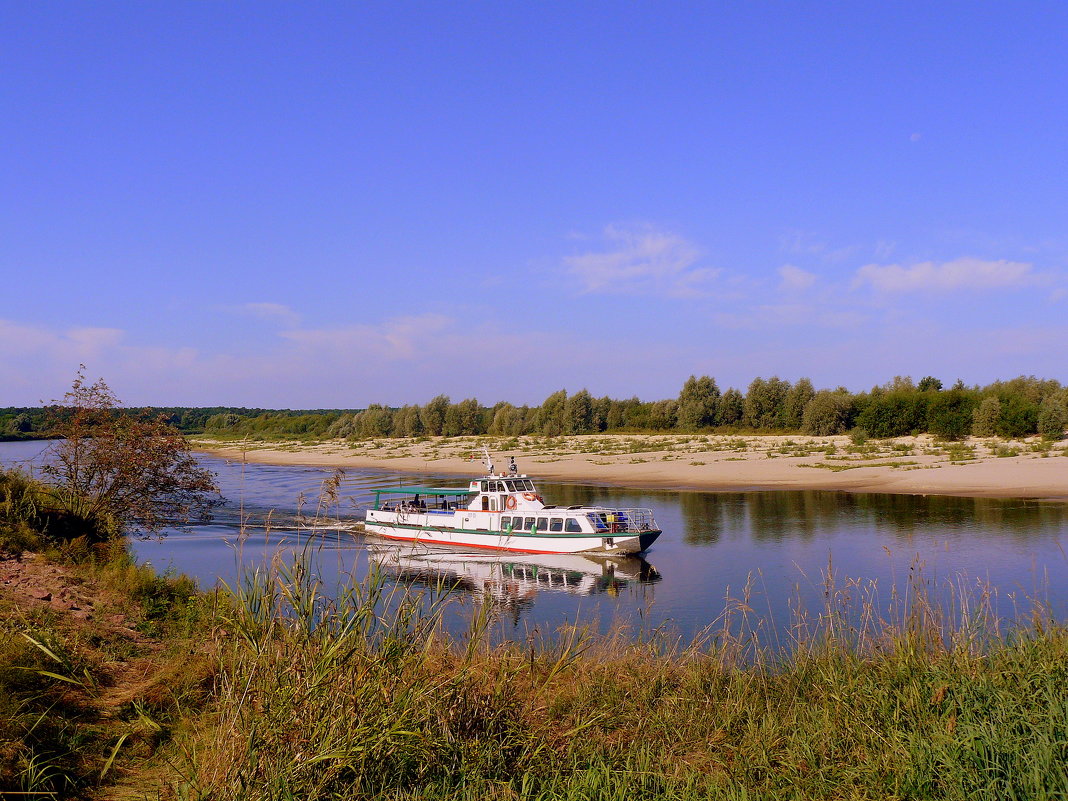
550, 518, 563, 532
501, 516, 512, 529
524, 516, 536, 530
523, 479, 535, 491
480, 481, 488, 492
490, 498, 497, 511
536, 517, 548, 530
565, 518, 582, 533
505, 480, 517, 492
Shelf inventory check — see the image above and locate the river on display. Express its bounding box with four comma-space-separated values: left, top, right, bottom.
4, 439, 1067, 644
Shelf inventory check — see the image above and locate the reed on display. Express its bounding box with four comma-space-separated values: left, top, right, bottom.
175, 549, 1068, 800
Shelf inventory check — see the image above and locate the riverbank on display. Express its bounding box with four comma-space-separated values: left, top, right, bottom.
7, 543, 1067, 800
5, 467, 1068, 799
192, 433, 1068, 500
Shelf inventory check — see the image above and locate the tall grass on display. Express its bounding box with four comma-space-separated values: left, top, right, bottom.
177, 549, 1068, 800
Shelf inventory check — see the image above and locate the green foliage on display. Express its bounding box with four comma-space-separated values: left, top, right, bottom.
802, 390, 853, 436
996, 395, 1039, 438
1038, 395, 1067, 441
189, 372, 1065, 441
420, 394, 450, 436
856, 391, 928, 438
563, 389, 594, 434
744, 376, 790, 429
927, 389, 979, 441
537, 390, 568, 436
718, 387, 745, 426
780, 377, 815, 429
444, 398, 483, 437
676, 375, 720, 430
973, 396, 1001, 437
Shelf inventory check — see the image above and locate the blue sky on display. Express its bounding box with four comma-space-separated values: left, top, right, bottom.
3, 2, 1067, 407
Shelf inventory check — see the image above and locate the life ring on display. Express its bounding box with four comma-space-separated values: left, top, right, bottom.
523, 492, 538, 502
505, 496, 517, 510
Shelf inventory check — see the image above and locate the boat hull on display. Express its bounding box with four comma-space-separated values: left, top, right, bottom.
363, 521, 660, 555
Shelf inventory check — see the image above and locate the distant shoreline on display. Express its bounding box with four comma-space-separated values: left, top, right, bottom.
190, 434, 1068, 501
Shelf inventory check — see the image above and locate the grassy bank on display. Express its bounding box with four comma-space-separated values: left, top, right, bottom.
3, 467, 1068, 799
176, 554, 1068, 800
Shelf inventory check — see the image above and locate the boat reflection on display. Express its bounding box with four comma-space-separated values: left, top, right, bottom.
367, 543, 661, 617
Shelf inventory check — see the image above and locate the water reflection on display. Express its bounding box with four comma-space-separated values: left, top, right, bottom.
367, 544, 660, 624
670, 489, 1068, 546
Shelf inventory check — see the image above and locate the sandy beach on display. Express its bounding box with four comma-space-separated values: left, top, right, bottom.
191, 433, 1068, 501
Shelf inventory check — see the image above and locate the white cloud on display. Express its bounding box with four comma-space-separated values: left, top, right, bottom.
0, 319, 124, 358
564, 224, 718, 297
778, 264, 816, 292
853, 257, 1039, 293
281, 314, 453, 360
228, 302, 301, 327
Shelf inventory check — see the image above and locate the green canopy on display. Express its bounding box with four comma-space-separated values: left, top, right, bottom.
373, 486, 472, 496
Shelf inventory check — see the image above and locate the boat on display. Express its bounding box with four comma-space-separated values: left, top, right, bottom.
363, 450, 661, 554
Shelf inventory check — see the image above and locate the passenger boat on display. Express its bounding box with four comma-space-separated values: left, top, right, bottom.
363, 450, 661, 554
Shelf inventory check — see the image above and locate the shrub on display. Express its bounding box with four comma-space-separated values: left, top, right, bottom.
996, 395, 1039, 438
927, 389, 978, 440
973, 396, 1001, 437
1038, 398, 1066, 441
802, 390, 853, 436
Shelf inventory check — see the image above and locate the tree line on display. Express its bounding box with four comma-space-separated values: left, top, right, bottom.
6, 374, 1065, 443
200, 374, 1068, 441
0, 405, 350, 441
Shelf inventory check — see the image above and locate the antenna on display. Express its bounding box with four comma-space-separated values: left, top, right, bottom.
481, 445, 494, 474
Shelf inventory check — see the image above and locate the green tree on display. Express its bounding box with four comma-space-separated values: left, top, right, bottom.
393, 405, 424, 437
443, 398, 482, 436
537, 390, 568, 436
744, 377, 790, 429
356, 405, 393, 438
926, 389, 977, 440
205, 413, 241, 431
420, 395, 450, 436
996, 395, 1038, 438
972, 397, 1001, 437
676, 375, 720, 430
326, 414, 355, 439
647, 399, 678, 430
5, 413, 31, 434
718, 388, 745, 426
1038, 395, 1067, 440
564, 389, 594, 434
855, 392, 926, 438
604, 399, 627, 430
802, 390, 853, 436
917, 376, 943, 392
780, 378, 815, 430
590, 396, 611, 432
489, 403, 524, 436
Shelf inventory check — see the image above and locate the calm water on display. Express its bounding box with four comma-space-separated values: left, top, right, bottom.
5, 439, 1068, 641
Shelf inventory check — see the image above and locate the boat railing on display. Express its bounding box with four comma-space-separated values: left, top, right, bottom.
589, 508, 658, 533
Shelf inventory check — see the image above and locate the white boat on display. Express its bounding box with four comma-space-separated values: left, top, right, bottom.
363, 451, 661, 555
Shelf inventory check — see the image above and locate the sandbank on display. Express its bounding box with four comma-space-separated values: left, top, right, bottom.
192, 434, 1068, 501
